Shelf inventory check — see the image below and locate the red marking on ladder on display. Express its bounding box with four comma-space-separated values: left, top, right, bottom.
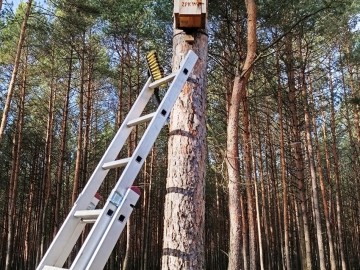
130, 186, 141, 195
95, 192, 103, 200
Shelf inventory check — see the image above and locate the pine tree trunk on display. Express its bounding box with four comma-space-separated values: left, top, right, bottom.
284, 35, 313, 270
5, 59, 26, 270
161, 26, 208, 270
313, 113, 337, 270
72, 38, 86, 204
241, 82, 257, 270
254, 112, 270, 268
41, 58, 57, 259
227, 76, 244, 270
0, 0, 32, 143
277, 61, 290, 270
301, 72, 326, 270
226, 0, 256, 268
54, 51, 73, 235
329, 67, 347, 270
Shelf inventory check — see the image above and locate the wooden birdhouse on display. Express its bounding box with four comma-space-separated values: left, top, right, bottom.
174, 0, 207, 29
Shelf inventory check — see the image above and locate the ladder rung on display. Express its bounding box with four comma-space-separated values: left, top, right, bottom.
43, 266, 68, 270
102, 158, 130, 170
149, 72, 176, 89
74, 209, 102, 220
127, 112, 156, 127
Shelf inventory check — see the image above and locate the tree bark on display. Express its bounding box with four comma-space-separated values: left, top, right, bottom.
0, 0, 32, 143
277, 58, 290, 270
284, 35, 312, 270
226, 1, 257, 269
301, 71, 326, 270
161, 19, 208, 270
5, 54, 27, 270
313, 107, 336, 270
54, 50, 73, 235
329, 65, 347, 270
72, 35, 86, 205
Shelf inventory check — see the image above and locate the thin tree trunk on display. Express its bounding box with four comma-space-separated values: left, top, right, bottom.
301, 72, 326, 270
54, 51, 73, 235
5, 58, 26, 270
227, 76, 244, 270
40, 58, 56, 258
313, 111, 336, 270
328, 64, 347, 270
255, 112, 270, 268
277, 61, 290, 270
72, 37, 86, 205
285, 36, 312, 270
253, 152, 264, 270
0, 0, 32, 143
241, 81, 257, 270
123, 48, 135, 270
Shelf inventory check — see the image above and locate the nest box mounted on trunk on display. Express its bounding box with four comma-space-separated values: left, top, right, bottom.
174, 0, 207, 29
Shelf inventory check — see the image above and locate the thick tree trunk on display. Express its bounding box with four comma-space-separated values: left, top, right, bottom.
0, 0, 32, 143
161, 26, 208, 270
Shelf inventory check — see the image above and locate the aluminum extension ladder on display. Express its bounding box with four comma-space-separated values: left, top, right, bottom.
37, 50, 198, 270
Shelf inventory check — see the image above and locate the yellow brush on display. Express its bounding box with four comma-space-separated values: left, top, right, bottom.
146, 50, 164, 81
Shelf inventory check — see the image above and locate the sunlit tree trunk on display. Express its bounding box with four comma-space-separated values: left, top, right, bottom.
161, 12, 208, 270
241, 80, 257, 270
226, 0, 256, 269
5, 55, 27, 270
72, 35, 86, 204
0, 0, 32, 143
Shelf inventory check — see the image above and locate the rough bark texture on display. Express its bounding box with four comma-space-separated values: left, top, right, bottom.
161, 27, 208, 269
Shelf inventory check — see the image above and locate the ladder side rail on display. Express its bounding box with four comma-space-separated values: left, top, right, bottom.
36, 77, 153, 270
86, 189, 140, 270
69, 51, 198, 269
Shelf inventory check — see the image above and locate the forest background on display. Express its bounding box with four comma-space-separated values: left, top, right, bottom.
1, 0, 360, 269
